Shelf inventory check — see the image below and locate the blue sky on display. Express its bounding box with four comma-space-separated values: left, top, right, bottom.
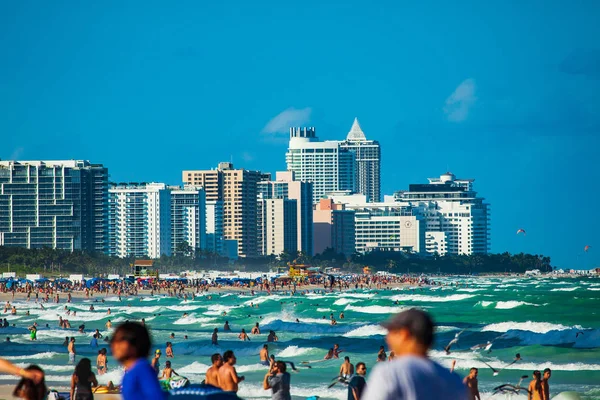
1, 1, 599, 268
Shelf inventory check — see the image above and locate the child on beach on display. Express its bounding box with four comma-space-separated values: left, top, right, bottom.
110, 322, 165, 400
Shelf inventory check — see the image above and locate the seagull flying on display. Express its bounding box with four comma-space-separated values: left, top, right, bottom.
444, 330, 465, 354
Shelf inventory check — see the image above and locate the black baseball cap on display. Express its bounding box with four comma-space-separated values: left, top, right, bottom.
380, 308, 434, 348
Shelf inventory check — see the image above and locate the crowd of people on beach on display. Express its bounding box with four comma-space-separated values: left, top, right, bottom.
1, 305, 557, 400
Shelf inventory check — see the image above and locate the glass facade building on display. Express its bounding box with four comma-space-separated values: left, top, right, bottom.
0, 160, 108, 252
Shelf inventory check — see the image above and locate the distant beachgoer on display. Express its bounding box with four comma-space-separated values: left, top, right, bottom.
166, 342, 174, 358
90, 334, 98, 348
68, 338, 77, 364
212, 328, 219, 345
96, 349, 107, 375
170, 333, 175, 339
528, 371, 543, 400
110, 321, 165, 400
376, 346, 386, 362
387, 352, 395, 362
260, 345, 270, 366
70, 358, 98, 400
105, 320, 112, 329
205, 353, 223, 387
251, 323, 260, 334
218, 350, 245, 393
324, 348, 334, 360
339, 312, 345, 320
160, 361, 179, 380
348, 362, 367, 400
541, 368, 551, 400
28, 326, 37, 341
339, 356, 354, 380
12, 365, 47, 400
263, 361, 291, 400
151, 350, 161, 375
463, 368, 480, 400
224, 321, 231, 332
238, 329, 250, 341
361, 309, 468, 400
333, 344, 342, 358
267, 330, 279, 342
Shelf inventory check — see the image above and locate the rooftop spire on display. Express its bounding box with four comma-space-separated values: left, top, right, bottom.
346, 117, 366, 141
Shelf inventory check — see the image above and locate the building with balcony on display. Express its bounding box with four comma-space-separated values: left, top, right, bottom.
108, 183, 172, 258
0, 160, 108, 252
170, 185, 206, 256
286, 127, 355, 204
182, 162, 268, 258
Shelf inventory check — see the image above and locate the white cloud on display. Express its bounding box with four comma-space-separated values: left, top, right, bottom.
241, 151, 254, 162
262, 107, 312, 134
9, 147, 24, 160
443, 79, 477, 122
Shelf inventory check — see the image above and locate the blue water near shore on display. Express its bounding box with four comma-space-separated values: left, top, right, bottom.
1, 276, 600, 399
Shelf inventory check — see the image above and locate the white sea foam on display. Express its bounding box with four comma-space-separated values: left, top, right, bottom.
238, 382, 346, 400
344, 305, 406, 314
3, 352, 59, 360
173, 314, 216, 325
495, 301, 536, 309
178, 361, 210, 374
551, 287, 579, 292
316, 308, 332, 312
481, 321, 579, 333
333, 298, 359, 306
390, 294, 475, 302
343, 325, 387, 337
457, 288, 485, 292
166, 305, 203, 312
274, 345, 314, 357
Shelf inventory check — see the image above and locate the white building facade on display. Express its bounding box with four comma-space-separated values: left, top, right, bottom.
170, 185, 206, 255
327, 194, 425, 254
108, 183, 172, 258
339, 118, 381, 202
286, 127, 355, 204
393, 172, 490, 255
257, 198, 298, 256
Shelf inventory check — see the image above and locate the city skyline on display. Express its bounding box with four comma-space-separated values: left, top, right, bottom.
1, 1, 599, 268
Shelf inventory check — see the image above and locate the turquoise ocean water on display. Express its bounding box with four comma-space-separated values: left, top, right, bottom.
1, 276, 599, 399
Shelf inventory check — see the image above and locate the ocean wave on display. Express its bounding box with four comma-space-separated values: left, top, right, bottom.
495, 301, 537, 309
343, 325, 387, 338
588, 288, 600, 291
238, 382, 346, 400
166, 305, 203, 312
316, 308, 333, 312
173, 314, 216, 325
178, 361, 210, 375
390, 294, 475, 303
276, 345, 318, 357
550, 287, 579, 292
236, 363, 270, 373
481, 321, 581, 334
333, 298, 359, 306
344, 305, 406, 314
339, 293, 376, 299
457, 288, 485, 292
3, 352, 60, 360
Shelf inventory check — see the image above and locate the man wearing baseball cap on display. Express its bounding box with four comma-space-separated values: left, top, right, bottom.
362, 309, 468, 400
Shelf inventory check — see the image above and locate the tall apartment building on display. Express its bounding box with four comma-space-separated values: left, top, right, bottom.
205, 200, 224, 256
257, 198, 298, 256
313, 199, 356, 257
182, 162, 268, 258
0, 160, 108, 252
392, 172, 491, 255
108, 183, 172, 258
328, 194, 424, 254
257, 171, 313, 256
339, 118, 381, 202
170, 185, 206, 255
286, 127, 355, 204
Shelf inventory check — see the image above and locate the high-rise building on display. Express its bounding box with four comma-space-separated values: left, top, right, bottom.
392, 172, 491, 255
0, 160, 108, 252
313, 199, 356, 257
257, 198, 298, 256
108, 183, 172, 258
286, 127, 355, 204
170, 185, 206, 256
182, 162, 268, 258
340, 118, 381, 202
205, 200, 224, 256
257, 171, 313, 256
